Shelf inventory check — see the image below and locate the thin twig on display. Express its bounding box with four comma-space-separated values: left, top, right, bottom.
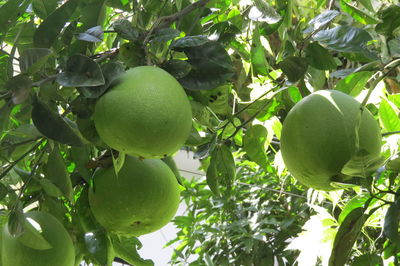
382, 131, 400, 137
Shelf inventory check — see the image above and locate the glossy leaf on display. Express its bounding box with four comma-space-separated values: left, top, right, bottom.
340, 0, 380, 25
76, 26, 104, 42
84, 229, 114, 266
376, 5, 400, 37
304, 10, 340, 34
17, 216, 53, 250
384, 200, 400, 246
0, 0, 31, 40
33, 0, 80, 48
56, 54, 105, 87
111, 234, 154, 266
351, 254, 383, 266
112, 19, 139, 41
251, 25, 269, 76
5, 75, 32, 105
31, 98, 83, 146
249, 0, 281, 24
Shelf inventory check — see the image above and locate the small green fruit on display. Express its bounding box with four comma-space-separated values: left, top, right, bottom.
280, 90, 382, 190
2, 211, 75, 266
88, 156, 181, 236
93, 66, 192, 158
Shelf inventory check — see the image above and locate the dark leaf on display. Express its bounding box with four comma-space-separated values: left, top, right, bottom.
43, 145, 74, 202
19, 48, 53, 75
38, 179, 64, 198
279, 56, 308, 82
111, 234, 154, 266
0, 183, 8, 201
351, 254, 383, 266
78, 62, 124, 98
8, 204, 25, 237
313, 26, 373, 55
76, 26, 104, 42
338, 194, 372, 224
384, 200, 400, 246
152, 28, 180, 43
5, 75, 32, 104
32, 0, 58, 19
70, 145, 92, 183
84, 229, 114, 266
305, 42, 337, 70
329, 207, 367, 266
304, 10, 340, 34
170, 35, 209, 50
163, 60, 192, 80
56, 54, 105, 87
207, 144, 236, 194
334, 71, 373, 96
31, 98, 83, 147
33, 0, 80, 48
0, 0, 31, 40
113, 19, 139, 41
376, 5, 400, 38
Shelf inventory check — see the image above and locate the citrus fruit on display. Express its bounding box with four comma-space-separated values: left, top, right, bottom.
93, 66, 192, 158
2, 211, 75, 266
88, 156, 181, 236
280, 90, 382, 191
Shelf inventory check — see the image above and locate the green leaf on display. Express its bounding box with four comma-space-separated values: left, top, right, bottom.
358, 0, 374, 12
384, 200, 400, 246
376, 5, 400, 38
56, 54, 105, 87
5, 75, 32, 105
161, 156, 184, 187
31, 98, 83, 147
152, 28, 181, 43
78, 62, 124, 98
249, 0, 281, 24
313, 26, 373, 55
341, 149, 385, 178
178, 41, 234, 90
38, 179, 64, 198
70, 145, 92, 183
304, 66, 326, 91
334, 71, 373, 96
163, 60, 192, 80
340, 0, 380, 25
43, 145, 74, 202
171, 35, 209, 50
112, 19, 139, 41
304, 10, 340, 34
8, 204, 25, 237
243, 125, 269, 168
32, 0, 58, 19
16, 215, 53, 250
339, 194, 371, 224
351, 254, 383, 266
19, 48, 53, 75
33, 0, 80, 48
279, 56, 308, 82
84, 229, 114, 266
0, 102, 12, 133
206, 156, 220, 195
76, 26, 104, 42
0, 183, 8, 201
0, 0, 31, 41
329, 207, 367, 266
111, 234, 154, 266
251, 24, 269, 76
112, 152, 125, 177
379, 99, 400, 132
306, 42, 337, 70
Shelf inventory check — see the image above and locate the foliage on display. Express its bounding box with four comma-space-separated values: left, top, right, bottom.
0, 0, 399, 265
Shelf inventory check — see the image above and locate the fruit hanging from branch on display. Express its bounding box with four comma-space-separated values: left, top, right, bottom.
280, 90, 382, 191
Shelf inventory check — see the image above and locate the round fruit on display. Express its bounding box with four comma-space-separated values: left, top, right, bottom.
88, 156, 181, 236
2, 211, 75, 266
280, 90, 382, 191
93, 66, 192, 158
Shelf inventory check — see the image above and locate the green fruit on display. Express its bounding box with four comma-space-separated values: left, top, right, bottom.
93, 66, 192, 158
88, 156, 181, 236
2, 211, 75, 266
280, 90, 382, 191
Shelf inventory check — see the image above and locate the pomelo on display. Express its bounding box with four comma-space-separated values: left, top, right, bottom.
93, 66, 192, 158
88, 156, 181, 236
2, 211, 75, 266
280, 90, 382, 191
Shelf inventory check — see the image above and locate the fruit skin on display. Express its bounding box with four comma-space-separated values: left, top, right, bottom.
2, 211, 75, 266
93, 66, 192, 158
88, 156, 181, 237
280, 90, 382, 191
